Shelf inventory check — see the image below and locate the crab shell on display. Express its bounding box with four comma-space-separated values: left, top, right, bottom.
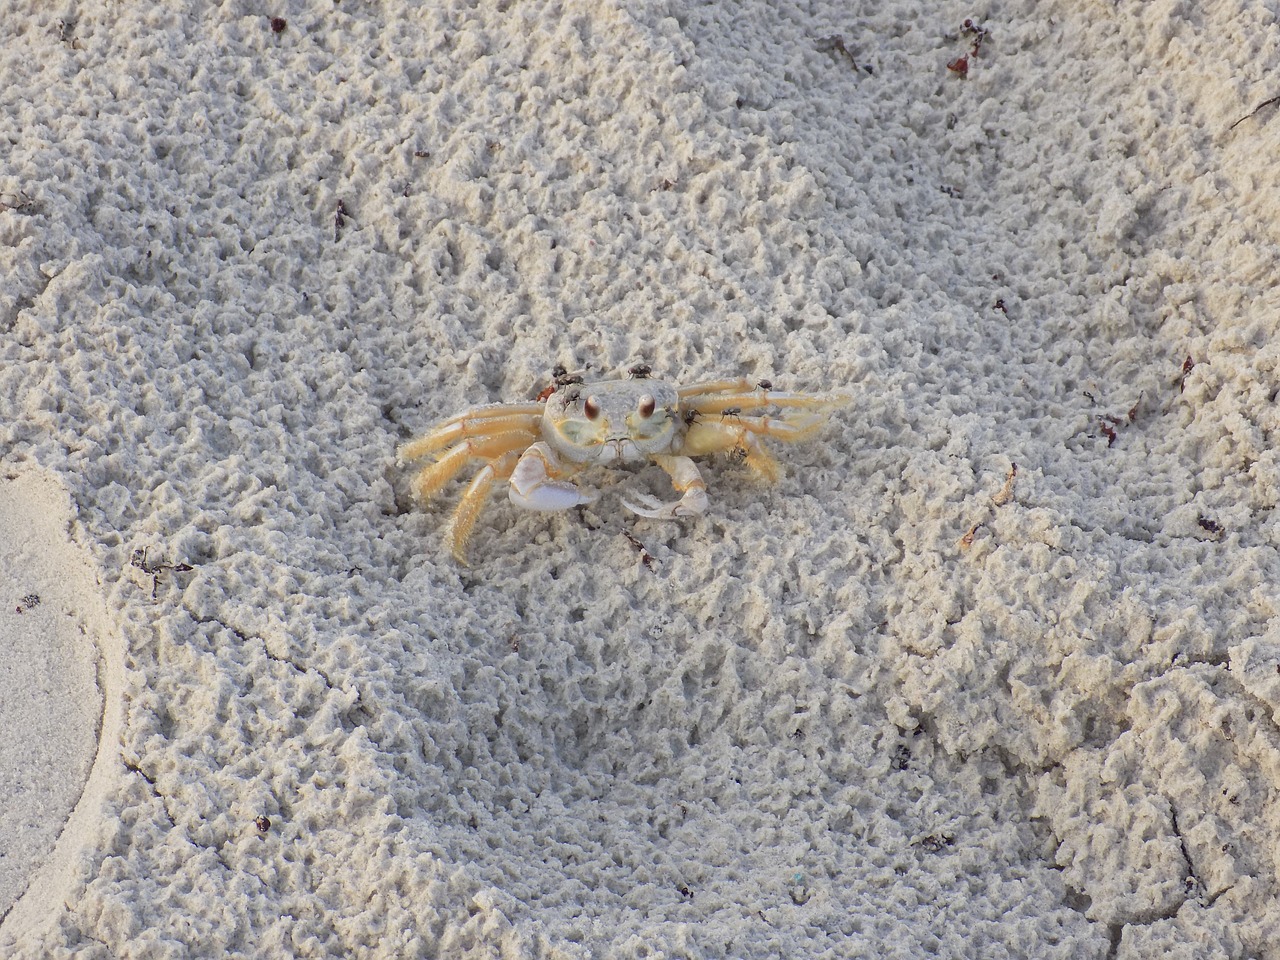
543, 378, 683, 464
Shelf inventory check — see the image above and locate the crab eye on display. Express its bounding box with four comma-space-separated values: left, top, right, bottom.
637, 394, 656, 419
583, 396, 601, 420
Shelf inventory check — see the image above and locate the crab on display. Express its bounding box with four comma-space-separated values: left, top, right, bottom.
399, 370, 851, 562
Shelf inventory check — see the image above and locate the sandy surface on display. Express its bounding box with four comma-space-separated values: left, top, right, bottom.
2, 0, 1280, 957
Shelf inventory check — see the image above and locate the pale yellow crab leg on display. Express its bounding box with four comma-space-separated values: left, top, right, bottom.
678, 377, 839, 398
620, 454, 710, 519
681, 421, 783, 483
508, 441, 597, 511
691, 411, 831, 444
446, 449, 523, 564
399, 408, 544, 462
409, 430, 539, 502
686, 390, 853, 416
677, 378, 765, 399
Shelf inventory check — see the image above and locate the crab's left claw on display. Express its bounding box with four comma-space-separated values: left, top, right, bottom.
621, 455, 709, 519
508, 442, 597, 511
620, 490, 708, 519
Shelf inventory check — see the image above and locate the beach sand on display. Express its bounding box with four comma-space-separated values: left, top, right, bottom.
3, 1, 1280, 956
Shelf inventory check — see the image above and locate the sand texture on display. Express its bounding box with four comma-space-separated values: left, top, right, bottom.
3, 0, 1280, 957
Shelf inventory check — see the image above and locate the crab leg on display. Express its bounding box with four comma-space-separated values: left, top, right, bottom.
508, 442, 597, 511
680, 420, 784, 482
408, 430, 539, 502
689, 393, 849, 417
680, 378, 851, 418
447, 450, 523, 564
620, 454, 710, 519
677, 378, 767, 399
691, 411, 830, 444
400, 408, 544, 462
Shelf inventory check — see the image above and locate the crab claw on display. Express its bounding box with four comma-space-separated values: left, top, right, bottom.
508, 442, 598, 511
622, 455, 710, 519
513, 480, 598, 511
621, 488, 709, 520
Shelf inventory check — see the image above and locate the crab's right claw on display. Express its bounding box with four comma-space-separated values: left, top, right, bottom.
508, 442, 597, 511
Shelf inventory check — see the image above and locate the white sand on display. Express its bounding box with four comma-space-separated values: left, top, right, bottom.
0, 471, 110, 920
2, 0, 1279, 956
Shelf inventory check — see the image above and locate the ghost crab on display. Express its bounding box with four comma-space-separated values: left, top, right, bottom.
400, 368, 851, 562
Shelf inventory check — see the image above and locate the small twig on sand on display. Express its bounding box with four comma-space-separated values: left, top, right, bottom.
1229, 95, 1280, 130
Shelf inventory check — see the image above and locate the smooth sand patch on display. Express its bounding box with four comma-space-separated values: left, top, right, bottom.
0, 469, 119, 936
